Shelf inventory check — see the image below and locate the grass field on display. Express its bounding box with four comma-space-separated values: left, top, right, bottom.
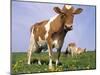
11, 51, 96, 74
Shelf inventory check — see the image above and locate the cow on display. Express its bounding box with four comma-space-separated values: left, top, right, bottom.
65, 42, 76, 56
76, 47, 86, 54
65, 42, 86, 57
27, 5, 83, 69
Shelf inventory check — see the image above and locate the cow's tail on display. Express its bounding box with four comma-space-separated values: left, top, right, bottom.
30, 25, 34, 34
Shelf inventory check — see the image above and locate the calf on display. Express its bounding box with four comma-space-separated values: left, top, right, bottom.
27, 5, 83, 69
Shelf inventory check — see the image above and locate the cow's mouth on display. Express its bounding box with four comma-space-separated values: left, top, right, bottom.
67, 27, 73, 30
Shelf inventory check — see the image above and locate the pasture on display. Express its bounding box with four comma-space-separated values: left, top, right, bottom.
11, 51, 96, 74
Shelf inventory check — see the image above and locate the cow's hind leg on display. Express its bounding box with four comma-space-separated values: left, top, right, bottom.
27, 49, 32, 65
55, 47, 62, 66
37, 47, 42, 65
27, 33, 35, 65
27, 31, 41, 65
27, 40, 42, 65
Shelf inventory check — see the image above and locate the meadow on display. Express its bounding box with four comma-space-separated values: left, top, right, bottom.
11, 51, 96, 74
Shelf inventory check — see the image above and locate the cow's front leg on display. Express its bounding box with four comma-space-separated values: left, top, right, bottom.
55, 47, 62, 66
55, 40, 63, 66
47, 38, 53, 70
71, 51, 74, 57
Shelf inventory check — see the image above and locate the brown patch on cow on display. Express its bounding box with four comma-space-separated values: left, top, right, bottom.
31, 20, 48, 41
49, 15, 65, 34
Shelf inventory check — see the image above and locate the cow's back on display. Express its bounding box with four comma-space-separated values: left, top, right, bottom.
31, 20, 48, 41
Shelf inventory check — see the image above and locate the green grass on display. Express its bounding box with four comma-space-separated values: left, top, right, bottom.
11, 51, 96, 74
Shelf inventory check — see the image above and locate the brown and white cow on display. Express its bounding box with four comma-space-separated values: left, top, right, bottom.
27, 5, 83, 69
65, 42, 86, 56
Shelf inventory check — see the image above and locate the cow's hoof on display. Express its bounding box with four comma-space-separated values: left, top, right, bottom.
38, 61, 42, 65
48, 66, 55, 71
27, 62, 31, 65
56, 62, 62, 66
28, 63, 31, 65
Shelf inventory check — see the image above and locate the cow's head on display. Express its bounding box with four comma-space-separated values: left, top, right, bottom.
67, 42, 76, 52
53, 5, 83, 31
68, 42, 76, 47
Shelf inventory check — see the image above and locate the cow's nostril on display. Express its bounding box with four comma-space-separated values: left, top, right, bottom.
64, 26, 67, 29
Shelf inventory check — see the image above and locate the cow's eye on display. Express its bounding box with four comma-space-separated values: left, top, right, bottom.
65, 14, 68, 17
71, 14, 74, 17
61, 14, 65, 19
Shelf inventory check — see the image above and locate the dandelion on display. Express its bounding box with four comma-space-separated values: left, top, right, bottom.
86, 65, 90, 69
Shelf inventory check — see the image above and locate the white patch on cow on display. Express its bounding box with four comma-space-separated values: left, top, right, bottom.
75, 47, 78, 52
56, 59, 59, 66
38, 59, 41, 65
49, 58, 52, 67
65, 24, 72, 27
44, 14, 59, 39
53, 39, 58, 45
28, 51, 31, 64
38, 36, 46, 47
65, 5, 72, 9
39, 36, 42, 41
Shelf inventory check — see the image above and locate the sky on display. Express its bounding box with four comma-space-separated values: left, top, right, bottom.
12, 1, 96, 52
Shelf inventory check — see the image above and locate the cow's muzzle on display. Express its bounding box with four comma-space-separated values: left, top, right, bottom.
64, 25, 73, 31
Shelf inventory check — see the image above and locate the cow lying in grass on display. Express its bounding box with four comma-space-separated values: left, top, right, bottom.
65, 42, 86, 56
76, 47, 86, 55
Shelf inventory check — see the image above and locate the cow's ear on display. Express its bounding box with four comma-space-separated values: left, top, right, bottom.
53, 7, 63, 14
73, 8, 83, 14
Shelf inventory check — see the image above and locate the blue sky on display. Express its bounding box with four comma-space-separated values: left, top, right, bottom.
12, 1, 96, 52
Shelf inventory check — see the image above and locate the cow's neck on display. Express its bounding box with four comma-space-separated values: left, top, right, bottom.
50, 14, 65, 33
